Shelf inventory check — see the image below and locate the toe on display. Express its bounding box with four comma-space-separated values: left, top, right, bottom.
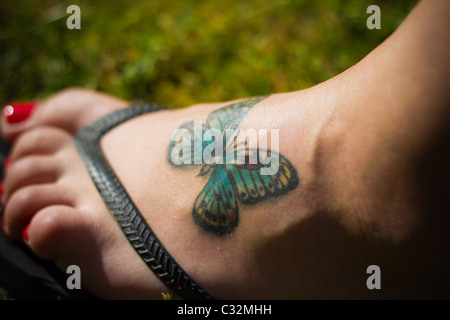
25, 205, 88, 260
3, 155, 62, 203
3, 183, 75, 240
11, 127, 73, 162
9, 126, 72, 160
2, 87, 128, 142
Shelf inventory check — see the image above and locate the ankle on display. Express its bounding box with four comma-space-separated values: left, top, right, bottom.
311, 71, 422, 244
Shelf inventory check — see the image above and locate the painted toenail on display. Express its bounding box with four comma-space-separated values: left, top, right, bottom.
3, 102, 37, 124
22, 225, 30, 242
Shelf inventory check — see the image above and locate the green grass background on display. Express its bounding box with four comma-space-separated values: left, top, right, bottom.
1, 0, 416, 108
0, 0, 416, 299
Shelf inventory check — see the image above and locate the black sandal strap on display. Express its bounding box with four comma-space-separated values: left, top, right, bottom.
75, 103, 214, 300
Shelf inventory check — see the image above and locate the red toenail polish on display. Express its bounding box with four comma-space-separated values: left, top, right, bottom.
1, 219, 6, 230
3, 102, 37, 124
23, 225, 30, 242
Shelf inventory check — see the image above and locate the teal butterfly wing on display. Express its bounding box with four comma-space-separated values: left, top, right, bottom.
193, 165, 239, 235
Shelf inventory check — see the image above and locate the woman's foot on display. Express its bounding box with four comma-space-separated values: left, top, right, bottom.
2, 0, 450, 299
2, 82, 448, 299
1, 88, 336, 299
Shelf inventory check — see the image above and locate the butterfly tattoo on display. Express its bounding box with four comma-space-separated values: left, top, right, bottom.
168, 96, 299, 235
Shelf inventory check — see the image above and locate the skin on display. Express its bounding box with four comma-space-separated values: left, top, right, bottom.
1, 0, 449, 299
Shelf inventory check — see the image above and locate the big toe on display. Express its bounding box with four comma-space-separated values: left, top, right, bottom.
1, 88, 129, 142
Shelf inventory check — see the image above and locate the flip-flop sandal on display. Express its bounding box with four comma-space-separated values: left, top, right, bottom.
75, 103, 214, 300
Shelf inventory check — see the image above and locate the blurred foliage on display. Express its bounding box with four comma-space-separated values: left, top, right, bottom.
0, 0, 416, 108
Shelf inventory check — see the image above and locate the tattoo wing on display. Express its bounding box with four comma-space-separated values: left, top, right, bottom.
224, 153, 299, 205
193, 166, 239, 235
